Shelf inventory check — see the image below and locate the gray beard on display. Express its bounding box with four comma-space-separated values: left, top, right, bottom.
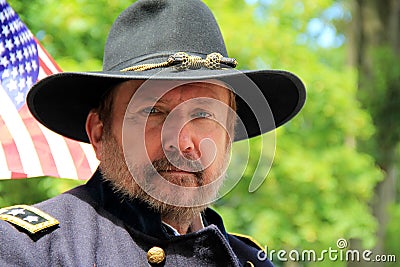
98, 132, 227, 225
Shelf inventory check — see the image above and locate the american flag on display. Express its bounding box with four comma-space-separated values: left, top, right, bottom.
0, 1, 98, 179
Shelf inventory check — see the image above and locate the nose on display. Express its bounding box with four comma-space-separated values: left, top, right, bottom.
162, 114, 197, 157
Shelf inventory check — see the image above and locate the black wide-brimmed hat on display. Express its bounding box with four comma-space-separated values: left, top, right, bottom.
27, 0, 306, 142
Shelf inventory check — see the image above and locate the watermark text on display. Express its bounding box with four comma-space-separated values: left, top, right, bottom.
257, 238, 397, 263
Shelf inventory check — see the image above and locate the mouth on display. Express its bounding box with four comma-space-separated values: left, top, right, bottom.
158, 165, 198, 174
157, 167, 203, 186
158, 169, 197, 177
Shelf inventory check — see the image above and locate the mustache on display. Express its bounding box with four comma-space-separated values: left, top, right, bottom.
145, 153, 205, 184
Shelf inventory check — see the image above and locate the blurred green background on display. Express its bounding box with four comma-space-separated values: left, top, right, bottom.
2, 0, 399, 266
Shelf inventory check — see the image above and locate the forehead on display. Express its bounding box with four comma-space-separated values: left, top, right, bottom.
112, 79, 231, 106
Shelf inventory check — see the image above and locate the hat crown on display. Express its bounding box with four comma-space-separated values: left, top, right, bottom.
103, 0, 228, 71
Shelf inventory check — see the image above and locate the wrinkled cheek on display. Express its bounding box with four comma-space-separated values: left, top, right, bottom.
122, 123, 149, 165
202, 152, 229, 186
198, 138, 216, 170
197, 128, 228, 170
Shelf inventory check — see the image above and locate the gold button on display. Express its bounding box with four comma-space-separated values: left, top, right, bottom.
147, 246, 165, 264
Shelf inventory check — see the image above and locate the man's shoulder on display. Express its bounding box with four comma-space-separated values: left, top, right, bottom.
0, 183, 140, 266
0, 186, 89, 265
0, 183, 93, 238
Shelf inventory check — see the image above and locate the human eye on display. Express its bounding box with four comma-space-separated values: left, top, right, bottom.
142, 106, 160, 115
191, 110, 213, 119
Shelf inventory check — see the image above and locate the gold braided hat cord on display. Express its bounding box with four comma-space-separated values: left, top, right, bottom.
121, 52, 237, 72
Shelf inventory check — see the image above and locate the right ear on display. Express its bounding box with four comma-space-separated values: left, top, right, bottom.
86, 110, 104, 161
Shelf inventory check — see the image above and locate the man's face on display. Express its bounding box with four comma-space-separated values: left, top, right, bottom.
98, 79, 234, 211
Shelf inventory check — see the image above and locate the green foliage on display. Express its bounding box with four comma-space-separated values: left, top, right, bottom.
207, 0, 383, 264
358, 46, 400, 166
0, 177, 84, 206
385, 203, 400, 267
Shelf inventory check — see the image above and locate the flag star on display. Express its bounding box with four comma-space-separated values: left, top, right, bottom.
0, 55, 9, 67
15, 91, 24, 104
4, 8, 10, 20
7, 79, 18, 91
31, 44, 37, 54
12, 20, 20, 32
23, 47, 29, 59
31, 60, 38, 71
16, 49, 23, 61
25, 61, 32, 72
18, 77, 26, 90
23, 215, 39, 223
1, 68, 10, 79
11, 66, 18, 78
9, 52, 16, 64
2, 24, 9, 37
12, 21, 19, 32
5, 39, 13, 51
9, 21, 15, 33
16, 21, 23, 31
18, 64, 25, 75
20, 32, 28, 43
4, 7, 11, 19
26, 76, 33, 88
14, 36, 20, 46
7, 208, 25, 216
27, 46, 33, 56
18, 34, 25, 45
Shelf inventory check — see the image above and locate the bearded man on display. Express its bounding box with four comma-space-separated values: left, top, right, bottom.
0, 0, 305, 266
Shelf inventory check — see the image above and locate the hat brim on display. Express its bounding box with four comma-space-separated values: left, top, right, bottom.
27, 68, 306, 142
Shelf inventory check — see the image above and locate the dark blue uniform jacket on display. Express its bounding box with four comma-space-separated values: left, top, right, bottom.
0, 170, 273, 266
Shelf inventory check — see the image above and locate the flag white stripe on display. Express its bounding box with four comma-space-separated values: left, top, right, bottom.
0, 86, 43, 176
0, 140, 12, 178
79, 143, 99, 173
38, 67, 47, 82
37, 44, 60, 74
38, 124, 79, 179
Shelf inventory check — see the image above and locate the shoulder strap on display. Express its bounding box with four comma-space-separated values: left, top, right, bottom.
230, 232, 265, 251
0, 204, 59, 234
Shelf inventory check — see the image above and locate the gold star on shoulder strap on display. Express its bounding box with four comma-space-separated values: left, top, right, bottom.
0, 205, 59, 234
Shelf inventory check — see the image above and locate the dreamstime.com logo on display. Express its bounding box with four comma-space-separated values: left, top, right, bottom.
257, 238, 397, 263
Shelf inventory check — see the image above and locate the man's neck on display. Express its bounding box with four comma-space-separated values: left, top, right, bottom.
162, 213, 204, 235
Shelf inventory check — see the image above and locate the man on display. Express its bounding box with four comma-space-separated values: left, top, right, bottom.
0, 0, 305, 266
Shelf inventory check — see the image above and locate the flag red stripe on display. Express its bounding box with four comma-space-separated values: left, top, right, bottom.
35, 38, 62, 73
11, 172, 28, 179
0, 116, 24, 174
19, 105, 60, 177
39, 58, 54, 76
65, 139, 92, 180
